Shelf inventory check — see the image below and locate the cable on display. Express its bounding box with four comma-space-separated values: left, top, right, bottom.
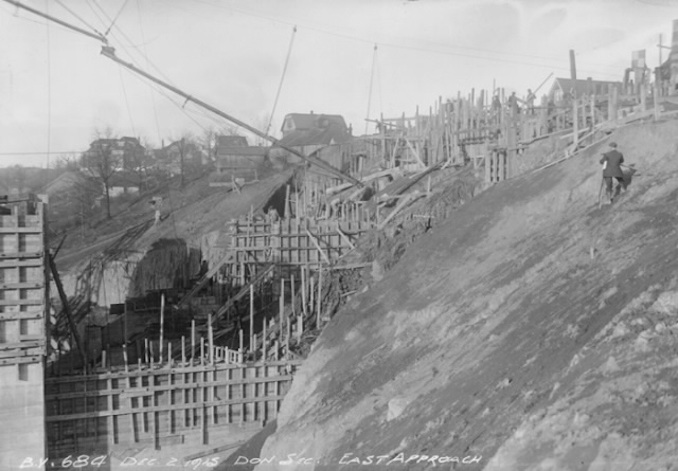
187, 0, 622, 77
54, 0, 103, 37
135, 0, 162, 145
265, 25, 297, 137
365, 44, 378, 134
104, 0, 130, 36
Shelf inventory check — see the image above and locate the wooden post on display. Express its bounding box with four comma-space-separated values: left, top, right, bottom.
144, 338, 149, 363
159, 293, 165, 363
279, 276, 285, 324
610, 85, 618, 121
291, 274, 296, 317
200, 336, 205, 366
191, 320, 196, 365
654, 79, 660, 120
208, 313, 214, 365
297, 314, 303, 342
301, 266, 307, 316
249, 284, 254, 351
640, 81, 647, 111
572, 95, 579, 150
317, 268, 322, 327
263, 320, 267, 361
167, 341, 172, 367
239, 329, 244, 353
309, 275, 315, 314
181, 335, 186, 366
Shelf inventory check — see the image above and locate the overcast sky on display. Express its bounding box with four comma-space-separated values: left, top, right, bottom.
0, 0, 676, 168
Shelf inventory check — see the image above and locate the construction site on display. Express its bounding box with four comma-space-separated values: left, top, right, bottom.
3, 2, 678, 471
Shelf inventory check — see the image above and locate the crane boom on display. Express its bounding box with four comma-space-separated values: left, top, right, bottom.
1, 0, 107, 43
101, 46, 361, 186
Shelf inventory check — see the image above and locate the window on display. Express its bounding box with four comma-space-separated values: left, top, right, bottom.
18, 363, 29, 381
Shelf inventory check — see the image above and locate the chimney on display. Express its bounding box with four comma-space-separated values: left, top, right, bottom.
569, 49, 577, 80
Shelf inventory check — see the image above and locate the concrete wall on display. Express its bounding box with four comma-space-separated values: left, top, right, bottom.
0, 362, 46, 471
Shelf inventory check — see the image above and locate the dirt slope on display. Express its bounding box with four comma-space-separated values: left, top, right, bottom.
250, 119, 678, 470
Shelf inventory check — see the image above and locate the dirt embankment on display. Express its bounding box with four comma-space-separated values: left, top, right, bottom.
250, 119, 678, 470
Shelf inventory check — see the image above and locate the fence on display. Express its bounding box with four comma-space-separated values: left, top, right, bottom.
45, 359, 303, 457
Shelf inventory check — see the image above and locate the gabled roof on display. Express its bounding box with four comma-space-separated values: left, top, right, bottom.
217, 135, 248, 147
216, 146, 268, 157
551, 77, 622, 96
278, 113, 349, 147
281, 113, 347, 132
278, 127, 350, 148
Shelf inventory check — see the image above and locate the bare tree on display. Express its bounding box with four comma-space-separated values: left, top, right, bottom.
81, 128, 121, 219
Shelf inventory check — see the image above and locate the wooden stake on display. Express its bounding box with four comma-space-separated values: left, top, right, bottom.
239, 329, 244, 353
301, 266, 307, 316
167, 341, 172, 367
208, 313, 214, 365
200, 336, 204, 366
159, 293, 165, 363
317, 268, 322, 327
297, 314, 303, 342
279, 281, 284, 346
191, 320, 196, 365
263, 320, 267, 361
291, 274, 296, 316
123, 344, 129, 373
249, 284, 254, 351
181, 336, 186, 366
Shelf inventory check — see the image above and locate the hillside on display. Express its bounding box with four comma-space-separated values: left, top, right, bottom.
229, 119, 678, 470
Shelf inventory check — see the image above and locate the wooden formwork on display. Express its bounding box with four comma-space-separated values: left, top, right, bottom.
0, 195, 49, 469
225, 217, 373, 277
45, 359, 302, 457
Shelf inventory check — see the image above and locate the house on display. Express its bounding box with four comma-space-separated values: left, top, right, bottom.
215, 146, 269, 173
152, 139, 205, 176
108, 170, 140, 197
273, 112, 352, 165
82, 136, 146, 173
216, 135, 248, 148
549, 77, 623, 103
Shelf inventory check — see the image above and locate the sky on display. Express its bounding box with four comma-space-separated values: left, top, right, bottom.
0, 0, 677, 168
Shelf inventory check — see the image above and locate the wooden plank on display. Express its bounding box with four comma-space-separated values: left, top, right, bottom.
0, 311, 44, 320
0, 251, 42, 259
44, 360, 304, 383
0, 227, 43, 233
0, 298, 43, 306
0, 282, 43, 290
0, 259, 43, 268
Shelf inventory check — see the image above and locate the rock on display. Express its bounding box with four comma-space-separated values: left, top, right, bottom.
371, 260, 384, 282
603, 355, 620, 374
387, 397, 412, 421
655, 321, 667, 333
651, 291, 678, 315
634, 330, 653, 352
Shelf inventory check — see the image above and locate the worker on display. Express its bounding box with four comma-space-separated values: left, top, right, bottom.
599, 142, 626, 203
525, 89, 536, 115
150, 196, 163, 225
508, 92, 520, 116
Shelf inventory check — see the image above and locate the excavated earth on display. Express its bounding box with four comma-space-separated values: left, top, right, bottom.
216, 119, 678, 471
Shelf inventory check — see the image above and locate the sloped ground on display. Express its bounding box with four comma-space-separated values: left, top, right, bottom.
246, 119, 678, 470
